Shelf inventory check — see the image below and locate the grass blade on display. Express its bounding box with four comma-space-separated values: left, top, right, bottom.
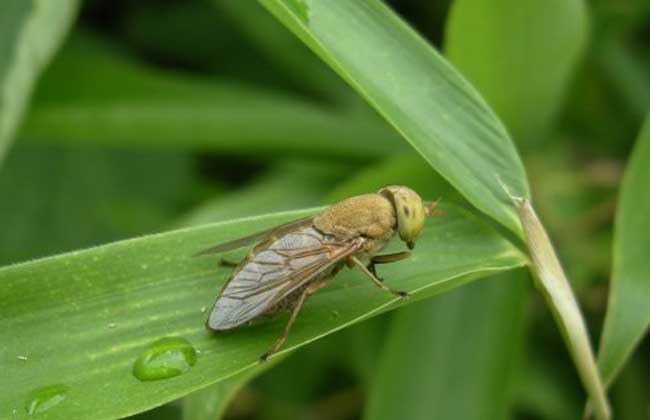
0, 0, 78, 163
257, 0, 530, 235
598, 115, 650, 385
363, 271, 527, 420
445, 0, 588, 142
0, 205, 525, 419
21, 32, 402, 160
444, 1, 607, 412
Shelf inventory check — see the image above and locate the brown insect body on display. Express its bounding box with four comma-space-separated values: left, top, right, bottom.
199, 186, 437, 361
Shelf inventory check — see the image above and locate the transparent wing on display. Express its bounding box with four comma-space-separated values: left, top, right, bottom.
193, 216, 315, 256
207, 226, 363, 330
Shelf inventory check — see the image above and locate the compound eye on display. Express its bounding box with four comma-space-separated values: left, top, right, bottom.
393, 195, 425, 245
378, 185, 427, 246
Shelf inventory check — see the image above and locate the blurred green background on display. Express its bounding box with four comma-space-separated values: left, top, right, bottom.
1, 0, 649, 419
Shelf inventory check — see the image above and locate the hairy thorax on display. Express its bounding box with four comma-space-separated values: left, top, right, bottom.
313, 193, 396, 256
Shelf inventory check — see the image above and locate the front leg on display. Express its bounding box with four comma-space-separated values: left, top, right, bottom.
349, 256, 409, 298
366, 251, 411, 282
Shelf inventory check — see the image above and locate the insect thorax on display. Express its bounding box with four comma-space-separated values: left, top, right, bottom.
314, 193, 396, 241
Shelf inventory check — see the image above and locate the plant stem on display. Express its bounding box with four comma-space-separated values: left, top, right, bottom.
514, 198, 610, 420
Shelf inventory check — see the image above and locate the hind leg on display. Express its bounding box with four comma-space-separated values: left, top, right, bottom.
259, 279, 330, 362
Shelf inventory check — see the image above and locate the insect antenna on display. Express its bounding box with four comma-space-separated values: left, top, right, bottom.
425, 198, 444, 217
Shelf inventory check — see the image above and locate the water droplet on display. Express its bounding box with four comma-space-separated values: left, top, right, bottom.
140, 263, 149, 270
25, 384, 69, 415
132, 337, 197, 381
200, 306, 206, 313
108, 322, 116, 329
17, 355, 28, 361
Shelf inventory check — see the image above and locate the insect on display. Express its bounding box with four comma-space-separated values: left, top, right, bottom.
196, 185, 440, 361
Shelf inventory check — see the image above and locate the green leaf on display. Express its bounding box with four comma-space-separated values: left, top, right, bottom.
445, 0, 588, 142
0, 204, 525, 419
363, 271, 526, 420
20, 32, 402, 160
0, 0, 78, 163
598, 115, 650, 385
257, 0, 530, 235
443, 3, 599, 417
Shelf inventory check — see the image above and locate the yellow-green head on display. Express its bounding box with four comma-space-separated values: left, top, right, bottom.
379, 185, 427, 249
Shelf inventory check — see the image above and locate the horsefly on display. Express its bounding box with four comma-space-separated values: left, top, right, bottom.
195, 185, 441, 361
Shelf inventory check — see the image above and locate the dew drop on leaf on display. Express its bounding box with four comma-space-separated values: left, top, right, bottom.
25, 383, 69, 415
132, 337, 197, 381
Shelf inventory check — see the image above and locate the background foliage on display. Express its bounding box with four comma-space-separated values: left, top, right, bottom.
1, 0, 649, 419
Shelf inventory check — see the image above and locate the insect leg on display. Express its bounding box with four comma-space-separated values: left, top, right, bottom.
259, 287, 310, 362
367, 251, 411, 281
349, 256, 408, 298
425, 199, 444, 217
259, 279, 332, 362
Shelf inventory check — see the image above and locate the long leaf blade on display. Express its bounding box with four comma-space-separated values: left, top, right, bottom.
598, 115, 650, 385
445, 0, 588, 142
257, 0, 530, 235
21, 33, 402, 160
363, 271, 527, 420
0, 205, 525, 420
